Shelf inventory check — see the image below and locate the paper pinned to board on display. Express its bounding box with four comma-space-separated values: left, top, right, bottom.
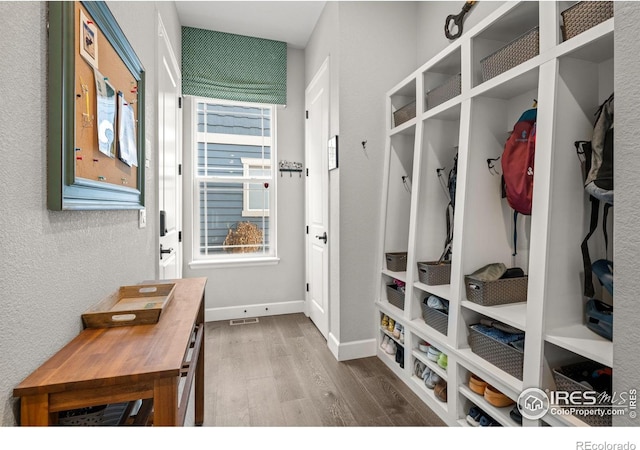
118, 92, 138, 167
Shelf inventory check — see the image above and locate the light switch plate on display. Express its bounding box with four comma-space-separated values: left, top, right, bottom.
139, 209, 146, 228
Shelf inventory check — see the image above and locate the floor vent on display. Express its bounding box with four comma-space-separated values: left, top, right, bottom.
230, 317, 260, 326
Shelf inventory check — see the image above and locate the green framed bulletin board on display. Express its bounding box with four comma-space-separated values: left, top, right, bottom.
48, 1, 145, 210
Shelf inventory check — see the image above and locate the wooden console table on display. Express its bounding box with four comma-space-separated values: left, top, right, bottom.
14, 277, 207, 426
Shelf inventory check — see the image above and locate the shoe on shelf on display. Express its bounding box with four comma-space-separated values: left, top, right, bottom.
381, 335, 390, 349
418, 341, 430, 353
479, 414, 500, 427
393, 322, 402, 339
427, 346, 441, 362
468, 373, 488, 395
385, 339, 397, 355
414, 359, 426, 378
510, 406, 523, 425
387, 318, 395, 333
400, 329, 404, 344
437, 352, 448, 370
424, 370, 441, 389
434, 379, 447, 402
484, 385, 515, 408
381, 314, 389, 328
466, 406, 484, 427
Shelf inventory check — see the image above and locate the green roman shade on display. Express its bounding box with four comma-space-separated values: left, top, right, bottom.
182, 26, 287, 105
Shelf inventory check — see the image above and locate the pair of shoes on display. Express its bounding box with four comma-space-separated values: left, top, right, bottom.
414, 359, 427, 378
466, 406, 485, 426
423, 368, 442, 389
393, 322, 403, 339
468, 373, 488, 395
381, 314, 389, 328
484, 385, 514, 407
427, 346, 441, 362
437, 352, 448, 370
434, 379, 447, 402
387, 318, 395, 333
383, 336, 396, 355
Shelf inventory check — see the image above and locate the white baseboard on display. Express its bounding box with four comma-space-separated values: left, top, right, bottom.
328, 333, 377, 361
204, 300, 305, 322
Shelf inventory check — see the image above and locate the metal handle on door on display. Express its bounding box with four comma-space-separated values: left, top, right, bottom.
315, 232, 328, 244
160, 244, 173, 260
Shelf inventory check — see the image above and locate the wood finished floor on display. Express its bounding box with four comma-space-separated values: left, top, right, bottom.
203, 313, 445, 426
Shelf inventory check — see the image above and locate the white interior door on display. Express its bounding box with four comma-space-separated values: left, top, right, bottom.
305, 58, 330, 339
158, 15, 182, 280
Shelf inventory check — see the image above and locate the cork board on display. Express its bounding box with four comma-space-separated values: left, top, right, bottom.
73, 1, 139, 189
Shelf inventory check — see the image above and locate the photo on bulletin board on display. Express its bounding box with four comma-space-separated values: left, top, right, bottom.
47, 1, 145, 211
79, 9, 98, 69
328, 135, 339, 171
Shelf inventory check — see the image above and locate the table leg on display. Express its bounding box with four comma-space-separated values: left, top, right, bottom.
21, 394, 55, 426
195, 326, 204, 426
153, 377, 178, 426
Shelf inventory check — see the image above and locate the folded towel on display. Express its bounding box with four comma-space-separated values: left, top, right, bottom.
471, 324, 524, 345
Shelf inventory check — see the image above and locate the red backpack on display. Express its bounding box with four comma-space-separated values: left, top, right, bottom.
501, 107, 537, 215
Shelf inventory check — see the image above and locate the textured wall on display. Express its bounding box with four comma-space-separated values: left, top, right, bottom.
0, 1, 180, 426
613, 1, 640, 427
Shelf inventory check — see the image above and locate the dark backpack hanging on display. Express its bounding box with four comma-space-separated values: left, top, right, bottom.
575, 93, 614, 298
437, 151, 458, 263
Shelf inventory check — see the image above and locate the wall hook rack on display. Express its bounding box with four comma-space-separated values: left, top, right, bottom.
279, 160, 303, 177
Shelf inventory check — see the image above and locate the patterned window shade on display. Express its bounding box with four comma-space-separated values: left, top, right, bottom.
182, 26, 287, 105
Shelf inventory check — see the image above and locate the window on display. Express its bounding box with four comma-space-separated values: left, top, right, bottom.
189, 98, 276, 263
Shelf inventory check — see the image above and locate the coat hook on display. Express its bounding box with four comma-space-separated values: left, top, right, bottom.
362, 140, 367, 149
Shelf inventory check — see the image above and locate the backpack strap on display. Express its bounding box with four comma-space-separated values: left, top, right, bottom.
582, 196, 600, 298
603, 202, 611, 258
512, 210, 518, 259
438, 202, 454, 263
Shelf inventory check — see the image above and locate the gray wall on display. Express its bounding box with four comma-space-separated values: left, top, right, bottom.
182, 47, 306, 316
613, 0, 640, 427
305, 2, 418, 346
0, 0, 181, 426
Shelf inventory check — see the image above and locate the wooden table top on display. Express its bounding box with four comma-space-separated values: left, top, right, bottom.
13, 277, 207, 398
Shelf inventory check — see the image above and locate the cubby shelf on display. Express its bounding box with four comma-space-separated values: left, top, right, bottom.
458, 385, 520, 427
376, 0, 614, 428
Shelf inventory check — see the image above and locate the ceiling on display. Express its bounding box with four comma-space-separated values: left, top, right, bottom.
175, 1, 327, 49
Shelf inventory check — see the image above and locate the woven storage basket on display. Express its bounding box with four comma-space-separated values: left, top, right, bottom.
561, 1, 613, 41
480, 26, 539, 82
393, 101, 416, 127
58, 402, 131, 426
552, 361, 612, 426
386, 284, 405, 310
426, 73, 461, 111
468, 325, 524, 380
465, 276, 528, 306
417, 261, 451, 285
385, 252, 407, 272
420, 302, 448, 336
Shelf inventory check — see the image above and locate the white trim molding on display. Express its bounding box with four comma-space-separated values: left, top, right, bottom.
328, 333, 377, 361
205, 299, 304, 322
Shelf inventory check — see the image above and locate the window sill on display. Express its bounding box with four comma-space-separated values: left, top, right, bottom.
188, 256, 280, 270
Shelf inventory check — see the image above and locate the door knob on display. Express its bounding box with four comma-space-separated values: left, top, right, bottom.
315, 231, 328, 244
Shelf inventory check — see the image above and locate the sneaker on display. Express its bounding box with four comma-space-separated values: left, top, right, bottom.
381, 314, 389, 328
437, 352, 448, 370
393, 322, 402, 339
399, 328, 404, 343
479, 415, 500, 427
385, 339, 397, 355
381, 335, 390, 349
414, 359, 426, 378
387, 318, 395, 333
424, 370, 441, 389
434, 379, 447, 402
466, 406, 484, 427
418, 342, 430, 353
510, 406, 523, 425
427, 346, 441, 362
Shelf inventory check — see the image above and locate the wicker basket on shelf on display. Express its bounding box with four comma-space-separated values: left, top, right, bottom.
468, 325, 524, 380
393, 101, 416, 127
480, 26, 539, 82
561, 1, 613, 41
426, 73, 461, 111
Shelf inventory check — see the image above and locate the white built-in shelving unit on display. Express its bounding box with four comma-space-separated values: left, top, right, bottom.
376, 1, 613, 427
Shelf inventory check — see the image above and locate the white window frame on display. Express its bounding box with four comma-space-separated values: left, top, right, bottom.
184, 96, 278, 268
241, 157, 271, 217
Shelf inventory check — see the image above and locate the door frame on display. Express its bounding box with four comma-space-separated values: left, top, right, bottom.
156, 12, 182, 279
305, 56, 331, 338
